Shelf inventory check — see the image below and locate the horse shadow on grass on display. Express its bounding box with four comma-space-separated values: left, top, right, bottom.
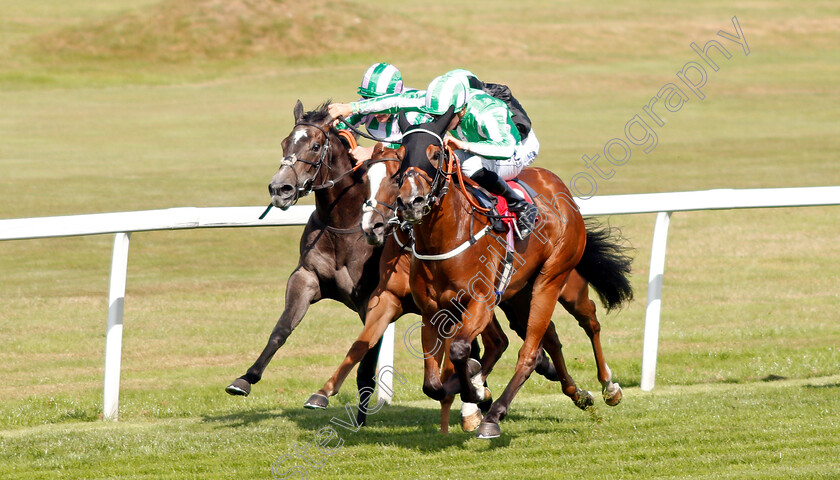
202, 403, 521, 451
201, 398, 604, 451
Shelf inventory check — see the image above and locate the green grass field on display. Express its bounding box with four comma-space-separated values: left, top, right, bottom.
1, 1, 839, 478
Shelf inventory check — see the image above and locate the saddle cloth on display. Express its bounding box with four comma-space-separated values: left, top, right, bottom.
468, 178, 539, 234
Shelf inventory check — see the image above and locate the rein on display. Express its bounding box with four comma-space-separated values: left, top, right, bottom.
445, 145, 493, 214
397, 129, 499, 260
336, 115, 386, 143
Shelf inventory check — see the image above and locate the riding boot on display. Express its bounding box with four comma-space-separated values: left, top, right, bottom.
470, 168, 539, 239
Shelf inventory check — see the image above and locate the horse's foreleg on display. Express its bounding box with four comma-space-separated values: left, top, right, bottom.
560, 270, 622, 406
478, 276, 566, 439
445, 303, 493, 405
421, 317, 447, 401
476, 315, 509, 380
226, 266, 320, 396
305, 289, 402, 410
439, 352, 456, 434
354, 335, 383, 427
440, 395, 454, 434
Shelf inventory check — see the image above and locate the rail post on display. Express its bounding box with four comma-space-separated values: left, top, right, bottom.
640, 211, 672, 391
103, 232, 131, 420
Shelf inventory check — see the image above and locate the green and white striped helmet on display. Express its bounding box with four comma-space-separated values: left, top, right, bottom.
358, 63, 403, 98
445, 69, 477, 90
421, 73, 468, 115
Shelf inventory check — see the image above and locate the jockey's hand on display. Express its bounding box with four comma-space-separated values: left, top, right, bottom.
350, 145, 374, 163
444, 134, 468, 152
328, 103, 354, 125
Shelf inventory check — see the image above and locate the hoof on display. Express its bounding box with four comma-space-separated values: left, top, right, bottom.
603, 383, 623, 406
303, 393, 329, 410
574, 389, 594, 410
225, 378, 251, 397
467, 358, 482, 377
461, 408, 483, 432
475, 421, 501, 439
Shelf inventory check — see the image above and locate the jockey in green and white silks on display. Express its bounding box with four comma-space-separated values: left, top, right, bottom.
333, 70, 540, 238
336, 63, 432, 152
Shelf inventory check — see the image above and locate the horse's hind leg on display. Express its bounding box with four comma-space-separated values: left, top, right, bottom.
559, 270, 622, 406
226, 266, 320, 396
540, 322, 594, 411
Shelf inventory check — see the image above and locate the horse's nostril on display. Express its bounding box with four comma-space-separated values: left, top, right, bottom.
372, 222, 385, 234
269, 183, 295, 198
396, 197, 405, 210
411, 196, 425, 208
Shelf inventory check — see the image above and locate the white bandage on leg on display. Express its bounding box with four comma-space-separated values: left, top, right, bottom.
461, 402, 479, 416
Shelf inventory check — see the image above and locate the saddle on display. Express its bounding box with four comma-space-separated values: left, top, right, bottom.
467, 178, 539, 235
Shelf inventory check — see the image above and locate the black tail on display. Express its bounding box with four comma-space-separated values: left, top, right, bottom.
575, 220, 634, 311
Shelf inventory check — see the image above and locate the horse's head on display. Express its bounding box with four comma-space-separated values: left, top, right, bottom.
269, 100, 344, 210
360, 143, 403, 246
394, 107, 456, 223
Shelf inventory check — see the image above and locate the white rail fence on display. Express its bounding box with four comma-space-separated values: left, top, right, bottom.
2, 187, 839, 420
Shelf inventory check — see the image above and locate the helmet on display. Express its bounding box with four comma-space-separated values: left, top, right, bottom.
445, 69, 477, 90
358, 63, 403, 98
421, 73, 468, 115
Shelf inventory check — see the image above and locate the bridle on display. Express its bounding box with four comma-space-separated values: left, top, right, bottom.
359, 156, 405, 242
276, 122, 335, 200
396, 128, 450, 217
261, 122, 365, 219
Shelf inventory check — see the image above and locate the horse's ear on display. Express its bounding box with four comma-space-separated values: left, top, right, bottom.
396, 146, 405, 161
398, 111, 410, 132
435, 105, 456, 132
426, 145, 443, 169
372, 142, 386, 157
294, 100, 304, 123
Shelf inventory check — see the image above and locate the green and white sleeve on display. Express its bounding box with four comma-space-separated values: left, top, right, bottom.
351, 90, 426, 115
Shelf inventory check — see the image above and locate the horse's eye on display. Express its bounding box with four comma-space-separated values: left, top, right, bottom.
432, 151, 441, 161
312, 143, 321, 152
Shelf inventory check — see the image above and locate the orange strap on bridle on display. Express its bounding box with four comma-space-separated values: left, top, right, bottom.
338, 129, 358, 150
337, 129, 370, 172
446, 145, 493, 213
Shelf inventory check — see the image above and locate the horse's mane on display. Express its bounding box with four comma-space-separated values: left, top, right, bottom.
300, 100, 333, 124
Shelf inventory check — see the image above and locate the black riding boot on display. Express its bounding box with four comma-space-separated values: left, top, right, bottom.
470, 168, 539, 239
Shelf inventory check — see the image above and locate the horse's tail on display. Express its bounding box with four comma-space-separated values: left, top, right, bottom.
575, 220, 634, 312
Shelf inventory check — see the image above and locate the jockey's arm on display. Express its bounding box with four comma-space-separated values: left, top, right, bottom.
451, 102, 520, 160
351, 90, 426, 115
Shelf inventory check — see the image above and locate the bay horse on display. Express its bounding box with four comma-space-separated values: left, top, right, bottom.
393, 109, 633, 438
303, 141, 563, 433
310, 138, 632, 433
